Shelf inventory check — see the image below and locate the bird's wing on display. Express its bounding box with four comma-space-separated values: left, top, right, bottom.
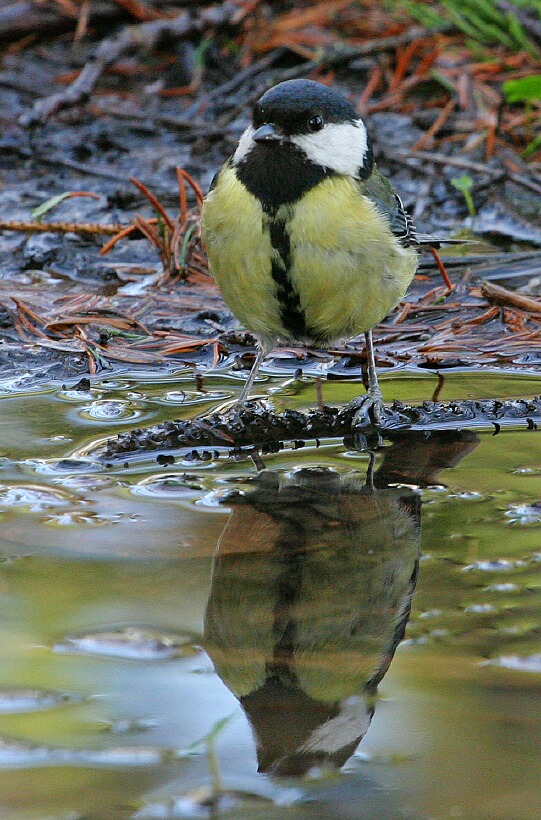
359, 165, 417, 248
360, 167, 479, 249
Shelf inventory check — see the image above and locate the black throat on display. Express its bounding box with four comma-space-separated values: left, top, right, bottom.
235, 142, 330, 214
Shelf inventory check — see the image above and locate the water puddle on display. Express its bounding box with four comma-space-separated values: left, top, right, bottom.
0, 368, 540, 818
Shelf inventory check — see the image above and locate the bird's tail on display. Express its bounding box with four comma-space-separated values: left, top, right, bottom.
416, 235, 480, 248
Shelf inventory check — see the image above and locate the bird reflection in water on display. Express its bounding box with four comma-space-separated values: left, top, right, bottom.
204, 431, 478, 776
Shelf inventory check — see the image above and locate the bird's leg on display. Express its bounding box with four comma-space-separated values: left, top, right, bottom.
348, 330, 385, 430
235, 345, 268, 409
232, 337, 277, 419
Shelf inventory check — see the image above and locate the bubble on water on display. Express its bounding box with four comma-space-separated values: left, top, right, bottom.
53, 626, 198, 660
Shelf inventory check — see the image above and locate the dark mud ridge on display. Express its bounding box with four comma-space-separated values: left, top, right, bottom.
90, 397, 541, 463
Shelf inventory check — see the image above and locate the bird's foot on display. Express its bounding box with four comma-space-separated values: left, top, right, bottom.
348, 389, 385, 432
344, 391, 383, 451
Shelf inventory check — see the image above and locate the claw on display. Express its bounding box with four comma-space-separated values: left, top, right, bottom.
350, 392, 385, 431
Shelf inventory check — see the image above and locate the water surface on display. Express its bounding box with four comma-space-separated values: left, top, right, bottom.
0, 368, 540, 819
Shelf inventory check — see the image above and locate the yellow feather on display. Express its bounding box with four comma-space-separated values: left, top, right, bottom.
202, 166, 284, 341
201, 168, 418, 344
287, 177, 417, 339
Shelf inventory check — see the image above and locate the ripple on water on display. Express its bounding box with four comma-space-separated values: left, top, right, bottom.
463, 603, 496, 614
462, 559, 526, 572
0, 737, 167, 769
34, 458, 103, 475
53, 626, 199, 660
505, 502, 541, 524
482, 654, 541, 673
160, 389, 230, 406
134, 783, 303, 818
131, 474, 205, 500
483, 582, 520, 593
0, 688, 81, 713
194, 489, 235, 510
0, 483, 73, 513
52, 474, 113, 490
78, 400, 145, 422
41, 510, 140, 527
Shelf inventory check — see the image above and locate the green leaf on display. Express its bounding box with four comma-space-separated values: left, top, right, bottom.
522, 133, 541, 159
503, 74, 541, 103
450, 174, 474, 194
185, 713, 237, 751
31, 192, 72, 222
451, 174, 476, 216
397, 0, 448, 27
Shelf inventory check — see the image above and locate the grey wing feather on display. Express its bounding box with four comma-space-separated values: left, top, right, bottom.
361, 167, 477, 248
360, 166, 417, 248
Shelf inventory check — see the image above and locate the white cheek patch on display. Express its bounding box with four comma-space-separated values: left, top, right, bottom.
291, 119, 368, 178
232, 125, 256, 164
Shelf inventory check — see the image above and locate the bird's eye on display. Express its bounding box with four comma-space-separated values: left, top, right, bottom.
308, 115, 324, 132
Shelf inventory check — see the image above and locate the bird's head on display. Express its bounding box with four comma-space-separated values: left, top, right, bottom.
233, 79, 373, 179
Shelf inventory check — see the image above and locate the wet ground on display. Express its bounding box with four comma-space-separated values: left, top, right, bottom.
1, 368, 540, 819
1, 29, 541, 384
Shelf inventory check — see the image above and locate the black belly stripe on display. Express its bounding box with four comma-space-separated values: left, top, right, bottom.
235, 143, 336, 343
268, 218, 310, 340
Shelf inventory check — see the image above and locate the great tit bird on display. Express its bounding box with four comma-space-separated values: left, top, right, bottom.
202, 79, 420, 424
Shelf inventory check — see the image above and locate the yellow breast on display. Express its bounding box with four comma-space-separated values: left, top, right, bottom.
201, 167, 418, 345
286, 177, 418, 340
202, 166, 285, 342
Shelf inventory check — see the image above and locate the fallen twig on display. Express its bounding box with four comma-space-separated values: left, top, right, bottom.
19, 2, 239, 126
481, 280, 541, 314
0, 219, 123, 235
397, 148, 541, 196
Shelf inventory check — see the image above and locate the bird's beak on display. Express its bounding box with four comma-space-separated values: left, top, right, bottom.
253, 123, 284, 143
